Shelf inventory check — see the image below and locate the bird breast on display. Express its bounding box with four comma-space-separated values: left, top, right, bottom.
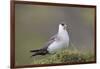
47, 31, 69, 53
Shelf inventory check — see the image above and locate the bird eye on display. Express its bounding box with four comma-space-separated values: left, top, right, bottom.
61, 24, 64, 26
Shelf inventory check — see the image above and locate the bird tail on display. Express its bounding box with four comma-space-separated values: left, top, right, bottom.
30, 49, 41, 52
30, 49, 48, 57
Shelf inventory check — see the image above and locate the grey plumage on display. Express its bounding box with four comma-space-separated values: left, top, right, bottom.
30, 34, 57, 56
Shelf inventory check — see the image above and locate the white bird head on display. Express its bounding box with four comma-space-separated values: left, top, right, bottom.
58, 23, 67, 32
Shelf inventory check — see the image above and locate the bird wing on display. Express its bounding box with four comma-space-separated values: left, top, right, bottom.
49, 34, 57, 40
30, 34, 57, 56
42, 34, 57, 50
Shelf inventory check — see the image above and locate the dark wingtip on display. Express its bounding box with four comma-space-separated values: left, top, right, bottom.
30, 49, 40, 52
30, 50, 33, 52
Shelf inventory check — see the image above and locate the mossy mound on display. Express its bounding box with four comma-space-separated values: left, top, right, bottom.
32, 50, 94, 64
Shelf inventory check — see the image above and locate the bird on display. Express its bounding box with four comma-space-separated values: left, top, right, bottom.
30, 23, 69, 56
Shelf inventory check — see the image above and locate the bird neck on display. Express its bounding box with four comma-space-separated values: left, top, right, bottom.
58, 28, 68, 36
58, 27, 65, 34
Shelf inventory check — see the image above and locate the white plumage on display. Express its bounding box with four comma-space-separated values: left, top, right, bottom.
47, 24, 69, 53
30, 23, 69, 56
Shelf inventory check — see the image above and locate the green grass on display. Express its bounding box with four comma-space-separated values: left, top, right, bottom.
32, 49, 94, 64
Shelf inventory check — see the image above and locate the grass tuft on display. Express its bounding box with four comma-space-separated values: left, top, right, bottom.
32, 49, 94, 64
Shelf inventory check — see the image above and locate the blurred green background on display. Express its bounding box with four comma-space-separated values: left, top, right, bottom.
15, 4, 95, 66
